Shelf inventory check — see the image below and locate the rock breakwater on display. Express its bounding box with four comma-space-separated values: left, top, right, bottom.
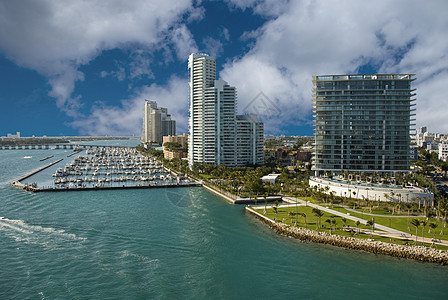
247, 207, 448, 265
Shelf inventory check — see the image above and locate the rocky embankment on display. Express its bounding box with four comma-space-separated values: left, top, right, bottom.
248, 208, 448, 265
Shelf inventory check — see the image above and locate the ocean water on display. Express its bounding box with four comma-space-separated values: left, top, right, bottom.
1, 145, 448, 299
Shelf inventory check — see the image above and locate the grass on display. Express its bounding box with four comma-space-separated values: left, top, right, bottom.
254, 205, 448, 250
328, 206, 448, 241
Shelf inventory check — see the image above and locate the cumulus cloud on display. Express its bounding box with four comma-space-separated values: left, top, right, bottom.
169, 24, 199, 61
71, 76, 189, 136
202, 37, 224, 58
221, 0, 448, 133
0, 0, 197, 118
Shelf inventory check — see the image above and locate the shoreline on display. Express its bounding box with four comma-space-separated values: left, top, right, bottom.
246, 206, 448, 265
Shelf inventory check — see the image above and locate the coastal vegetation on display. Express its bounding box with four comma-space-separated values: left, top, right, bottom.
260, 205, 448, 250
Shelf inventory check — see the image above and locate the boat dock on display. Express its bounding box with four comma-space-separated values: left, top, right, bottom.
10, 146, 202, 193
32, 182, 202, 192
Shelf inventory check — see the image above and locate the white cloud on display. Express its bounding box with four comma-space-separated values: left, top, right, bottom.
0, 0, 197, 117
221, 0, 448, 134
129, 50, 154, 80
202, 37, 224, 58
71, 76, 189, 136
100, 66, 126, 81
225, 0, 290, 17
170, 24, 199, 61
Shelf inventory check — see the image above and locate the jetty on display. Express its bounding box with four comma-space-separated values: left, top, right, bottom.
40, 155, 54, 161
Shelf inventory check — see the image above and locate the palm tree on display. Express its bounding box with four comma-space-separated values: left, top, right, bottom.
294, 192, 299, 226
289, 211, 295, 224
299, 212, 307, 229
429, 222, 438, 247
273, 204, 278, 222
341, 217, 347, 228
263, 194, 267, 214
420, 219, 428, 244
410, 218, 420, 245
331, 219, 336, 233
355, 220, 361, 235
312, 208, 324, 232
325, 219, 331, 234
366, 220, 374, 238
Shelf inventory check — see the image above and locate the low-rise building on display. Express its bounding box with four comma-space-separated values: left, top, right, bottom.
261, 174, 280, 184
163, 134, 188, 160
439, 141, 448, 162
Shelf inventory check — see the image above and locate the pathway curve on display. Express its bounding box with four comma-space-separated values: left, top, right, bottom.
279, 197, 448, 246
340, 205, 425, 218
282, 197, 406, 234
256, 198, 447, 247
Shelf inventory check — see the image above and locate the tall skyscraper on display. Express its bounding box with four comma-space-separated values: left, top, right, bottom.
188, 53, 264, 167
142, 100, 176, 146
312, 74, 415, 175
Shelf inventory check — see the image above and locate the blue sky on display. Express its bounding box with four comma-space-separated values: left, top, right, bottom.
1, 0, 447, 137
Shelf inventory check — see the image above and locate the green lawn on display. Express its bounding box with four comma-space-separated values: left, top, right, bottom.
255, 205, 448, 250
328, 206, 448, 241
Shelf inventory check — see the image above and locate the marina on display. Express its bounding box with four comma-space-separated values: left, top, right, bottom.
10, 147, 200, 192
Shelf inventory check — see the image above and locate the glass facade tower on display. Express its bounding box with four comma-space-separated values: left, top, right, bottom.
312, 74, 416, 175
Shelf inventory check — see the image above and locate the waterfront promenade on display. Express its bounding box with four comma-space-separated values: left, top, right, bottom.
251, 197, 448, 248
246, 204, 448, 264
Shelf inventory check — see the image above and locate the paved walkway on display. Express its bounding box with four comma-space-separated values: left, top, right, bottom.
341, 205, 425, 218
262, 197, 448, 247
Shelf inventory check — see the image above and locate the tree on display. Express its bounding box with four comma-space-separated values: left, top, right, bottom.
312, 208, 324, 232
293, 192, 299, 226
331, 219, 336, 233
355, 220, 361, 235
366, 220, 374, 238
273, 204, 278, 222
410, 219, 420, 245
442, 161, 448, 177
299, 212, 307, 229
420, 219, 428, 244
429, 222, 438, 247
263, 194, 268, 215
341, 218, 347, 228
289, 211, 296, 224
325, 219, 331, 234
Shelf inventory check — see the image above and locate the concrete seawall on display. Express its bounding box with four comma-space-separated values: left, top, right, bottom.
246, 206, 448, 265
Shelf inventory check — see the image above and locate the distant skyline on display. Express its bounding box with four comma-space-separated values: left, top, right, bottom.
1, 0, 447, 137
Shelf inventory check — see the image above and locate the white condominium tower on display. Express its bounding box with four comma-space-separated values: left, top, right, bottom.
188, 53, 264, 167
142, 100, 176, 146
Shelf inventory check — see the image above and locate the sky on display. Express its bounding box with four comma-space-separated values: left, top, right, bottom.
0, 0, 447, 137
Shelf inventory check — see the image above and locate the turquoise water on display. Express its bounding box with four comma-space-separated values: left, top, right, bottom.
1, 145, 448, 299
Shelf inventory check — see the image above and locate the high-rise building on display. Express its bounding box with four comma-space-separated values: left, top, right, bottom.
142, 100, 176, 146
236, 114, 264, 165
312, 74, 415, 175
188, 53, 264, 167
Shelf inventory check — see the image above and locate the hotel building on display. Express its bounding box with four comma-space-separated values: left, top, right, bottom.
142, 100, 176, 146
312, 74, 416, 175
